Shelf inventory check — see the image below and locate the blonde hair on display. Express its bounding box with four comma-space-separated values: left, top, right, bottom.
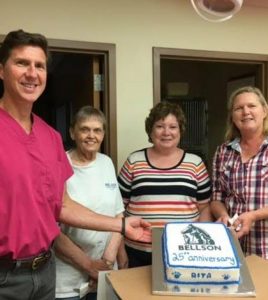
225, 86, 268, 141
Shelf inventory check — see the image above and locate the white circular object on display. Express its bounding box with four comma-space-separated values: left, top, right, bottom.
191, 0, 243, 22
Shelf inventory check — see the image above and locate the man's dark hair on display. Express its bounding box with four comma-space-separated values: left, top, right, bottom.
0, 29, 50, 65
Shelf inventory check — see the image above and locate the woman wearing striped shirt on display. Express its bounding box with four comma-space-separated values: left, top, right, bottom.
118, 101, 212, 267
211, 86, 268, 259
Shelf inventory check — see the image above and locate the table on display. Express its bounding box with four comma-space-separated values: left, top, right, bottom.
106, 255, 268, 299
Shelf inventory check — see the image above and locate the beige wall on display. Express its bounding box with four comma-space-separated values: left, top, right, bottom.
1, 0, 268, 169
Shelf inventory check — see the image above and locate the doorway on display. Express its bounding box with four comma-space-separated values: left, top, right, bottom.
153, 47, 268, 169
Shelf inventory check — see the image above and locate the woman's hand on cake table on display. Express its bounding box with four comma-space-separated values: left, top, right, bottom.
216, 215, 230, 226
233, 211, 256, 239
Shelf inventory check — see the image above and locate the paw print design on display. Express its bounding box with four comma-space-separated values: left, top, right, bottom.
222, 274, 230, 280
173, 271, 182, 279
173, 285, 180, 292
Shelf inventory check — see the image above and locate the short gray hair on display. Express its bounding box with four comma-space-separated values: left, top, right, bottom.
70, 106, 106, 131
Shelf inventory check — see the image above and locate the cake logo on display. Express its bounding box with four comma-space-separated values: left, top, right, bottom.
181, 224, 215, 245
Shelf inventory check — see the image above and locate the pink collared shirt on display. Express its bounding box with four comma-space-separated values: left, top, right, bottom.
0, 109, 73, 259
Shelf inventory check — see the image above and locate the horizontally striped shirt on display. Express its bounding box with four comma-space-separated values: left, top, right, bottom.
118, 148, 211, 252
212, 138, 268, 259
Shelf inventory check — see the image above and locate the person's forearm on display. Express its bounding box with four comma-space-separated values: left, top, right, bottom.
102, 214, 124, 262
59, 188, 152, 242
251, 207, 268, 222
54, 233, 92, 273
198, 203, 213, 222
102, 233, 122, 263
210, 200, 229, 219
59, 191, 122, 233
116, 239, 128, 269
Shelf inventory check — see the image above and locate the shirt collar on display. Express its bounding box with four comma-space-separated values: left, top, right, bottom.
227, 137, 268, 152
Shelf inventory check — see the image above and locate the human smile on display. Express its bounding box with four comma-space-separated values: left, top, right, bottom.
241, 117, 253, 123
21, 82, 39, 92
84, 140, 96, 145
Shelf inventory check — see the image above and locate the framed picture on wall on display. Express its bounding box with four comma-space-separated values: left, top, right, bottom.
227, 75, 255, 100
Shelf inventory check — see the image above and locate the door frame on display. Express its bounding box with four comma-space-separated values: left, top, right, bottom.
48, 38, 117, 166
153, 47, 268, 105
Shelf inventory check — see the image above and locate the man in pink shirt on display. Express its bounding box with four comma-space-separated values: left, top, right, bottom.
0, 29, 151, 300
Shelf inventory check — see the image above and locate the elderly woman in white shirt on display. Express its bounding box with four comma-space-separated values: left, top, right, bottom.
54, 106, 127, 300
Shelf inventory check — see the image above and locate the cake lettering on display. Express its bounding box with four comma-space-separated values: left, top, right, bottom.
191, 272, 211, 279
172, 252, 236, 265
178, 244, 221, 251
190, 287, 211, 293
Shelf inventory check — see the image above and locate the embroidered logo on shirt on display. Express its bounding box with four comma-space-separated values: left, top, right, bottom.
105, 183, 117, 190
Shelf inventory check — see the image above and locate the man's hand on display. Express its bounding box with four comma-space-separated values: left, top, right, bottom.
125, 216, 151, 242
